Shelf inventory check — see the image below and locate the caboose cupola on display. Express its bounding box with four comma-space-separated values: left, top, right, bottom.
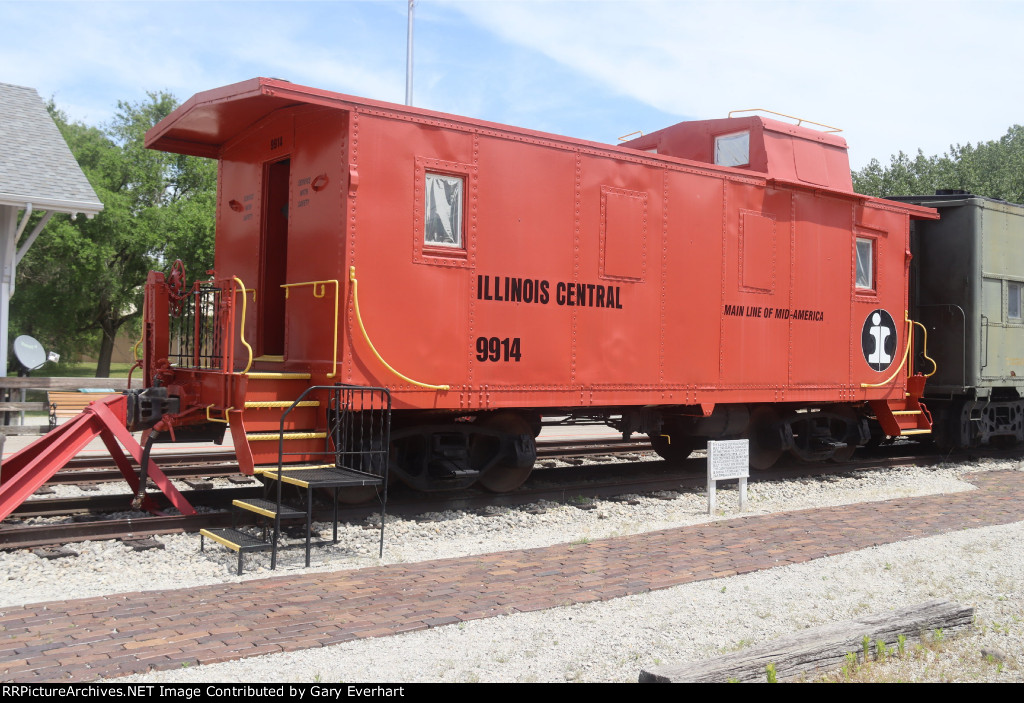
620, 112, 854, 193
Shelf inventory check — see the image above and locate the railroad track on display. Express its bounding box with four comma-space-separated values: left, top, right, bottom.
0, 436, 653, 549
28, 437, 650, 486
5, 442, 1020, 551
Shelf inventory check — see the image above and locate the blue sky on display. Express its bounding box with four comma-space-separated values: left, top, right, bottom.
2, 0, 1022, 170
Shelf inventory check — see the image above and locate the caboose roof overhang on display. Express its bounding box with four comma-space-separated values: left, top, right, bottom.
146, 78, 312, 157
149, 76, 633, 158
149, 77, 698, 160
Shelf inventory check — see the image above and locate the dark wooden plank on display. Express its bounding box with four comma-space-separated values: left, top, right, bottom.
0, 425, 49, 436
0, 377, 140, 391
639, 599, 974, 683
0, 402, 49, 412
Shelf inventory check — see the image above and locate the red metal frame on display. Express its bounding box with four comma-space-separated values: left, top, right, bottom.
0, 395, 196, 522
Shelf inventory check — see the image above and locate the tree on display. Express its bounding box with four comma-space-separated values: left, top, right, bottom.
853, 125, 1024, 203
11, 94, 216, 377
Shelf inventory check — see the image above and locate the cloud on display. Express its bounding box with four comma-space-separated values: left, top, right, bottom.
3, 0, 1021, 170
446, 0, 1024, 167
0, 1, 406, 123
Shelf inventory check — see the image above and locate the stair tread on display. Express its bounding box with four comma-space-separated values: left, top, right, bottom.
261, 466, 384, 489
244, 400, 320, 408
243, 371, 311, 380
232, 498, 305, 519
200, 527, 273, 552
254, 463, 336, 474
246, 431, 327, 441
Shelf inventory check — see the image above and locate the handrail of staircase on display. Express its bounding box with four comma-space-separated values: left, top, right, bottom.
911, 318, 937, 378
271, 383, 393, 561
232, 276, 254, 374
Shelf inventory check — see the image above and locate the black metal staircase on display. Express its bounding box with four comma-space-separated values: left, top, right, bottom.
201, 384, 391, 574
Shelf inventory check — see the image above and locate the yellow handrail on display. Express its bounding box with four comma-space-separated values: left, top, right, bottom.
281, 279, 339, 378
349, 266, 449, 391
727, 109, 842, 133
233, 277, 254, 374
913, 318, 937, 378
205, 404, 233, 424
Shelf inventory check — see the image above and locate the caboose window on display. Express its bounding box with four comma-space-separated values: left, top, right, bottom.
855, 237, 873, 290
424, 173, 463, 248
715, 131, 750, 167
1009, 282, 1022, 321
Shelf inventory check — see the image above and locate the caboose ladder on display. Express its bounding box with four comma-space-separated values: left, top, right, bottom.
205, 370, 327, 573
227, 371, 326, 475
870, 376, 933, 437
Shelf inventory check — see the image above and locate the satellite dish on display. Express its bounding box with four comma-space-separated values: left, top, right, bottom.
13, 335, 47, 374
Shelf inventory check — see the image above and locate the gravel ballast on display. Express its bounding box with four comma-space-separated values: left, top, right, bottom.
2, 458, 1022, 683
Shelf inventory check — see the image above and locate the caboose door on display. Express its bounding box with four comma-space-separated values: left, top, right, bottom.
258, 157, 290, 357
276, 108, 348, 375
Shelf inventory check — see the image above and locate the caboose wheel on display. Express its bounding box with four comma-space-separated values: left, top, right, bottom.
648, 433, 696, 463
475, 413, 536, 493
748, 406, 784, 470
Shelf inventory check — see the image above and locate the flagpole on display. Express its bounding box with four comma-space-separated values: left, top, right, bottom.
405, 0, 415, 105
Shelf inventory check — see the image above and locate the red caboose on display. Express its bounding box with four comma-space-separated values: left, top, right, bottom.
137, 78, 937, 492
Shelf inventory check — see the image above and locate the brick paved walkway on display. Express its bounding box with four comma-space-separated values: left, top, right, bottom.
2, 470, 1022, 682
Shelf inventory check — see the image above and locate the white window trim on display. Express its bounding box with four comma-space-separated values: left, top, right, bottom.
423, 172, 464, 249
855, 237, 874, 291
715, 131, 750, 167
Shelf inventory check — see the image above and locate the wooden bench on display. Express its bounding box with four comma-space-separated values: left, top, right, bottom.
0, 378, 136, 435
47, 390, 118, 427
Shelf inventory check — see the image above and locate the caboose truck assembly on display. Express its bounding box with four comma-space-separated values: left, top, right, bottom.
0, 79, 939, 541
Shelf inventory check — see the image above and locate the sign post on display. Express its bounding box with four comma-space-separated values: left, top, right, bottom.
707, 439, 749, 514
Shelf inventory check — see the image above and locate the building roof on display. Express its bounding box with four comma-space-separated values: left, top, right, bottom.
0, 82, 103, 216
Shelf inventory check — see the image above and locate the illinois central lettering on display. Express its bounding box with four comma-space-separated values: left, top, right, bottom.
555, 281, 622, 309
476, 274, 623, 310
477, 275, 550, 304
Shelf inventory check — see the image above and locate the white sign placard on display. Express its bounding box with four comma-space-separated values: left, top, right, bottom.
707, 439, 749, 515
708, 439, 749, 480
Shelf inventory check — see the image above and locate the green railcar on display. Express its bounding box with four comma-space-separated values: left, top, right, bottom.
897, 192, 1024, 449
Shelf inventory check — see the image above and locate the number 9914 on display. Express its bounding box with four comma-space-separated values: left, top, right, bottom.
475, 337, 522, 362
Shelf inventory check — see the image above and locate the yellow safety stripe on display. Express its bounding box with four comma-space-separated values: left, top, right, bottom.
232, 500, 279, 519
246, 431, 326, 441
200, 528, 242, 552
244, 372, 312, 380
254, 464, 335, 475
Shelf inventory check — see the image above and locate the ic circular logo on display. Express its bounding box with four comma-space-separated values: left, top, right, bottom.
861, 309, 898, 372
